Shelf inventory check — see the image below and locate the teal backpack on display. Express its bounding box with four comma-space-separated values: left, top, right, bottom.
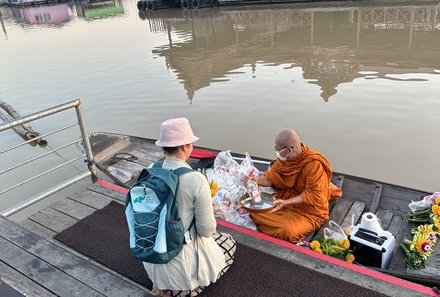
125, 161, 194, 264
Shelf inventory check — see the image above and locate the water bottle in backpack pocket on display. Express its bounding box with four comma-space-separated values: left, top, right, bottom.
125, 161, 194, 264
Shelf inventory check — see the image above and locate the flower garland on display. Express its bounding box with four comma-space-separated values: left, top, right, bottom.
298, 238, 355, 263
401, 196, 440, 270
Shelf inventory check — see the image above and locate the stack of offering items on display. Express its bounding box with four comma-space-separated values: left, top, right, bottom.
247, 170, 262, 204
204, 151, 261, 230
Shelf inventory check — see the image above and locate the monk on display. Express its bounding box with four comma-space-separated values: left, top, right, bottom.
248, 129, 342, 243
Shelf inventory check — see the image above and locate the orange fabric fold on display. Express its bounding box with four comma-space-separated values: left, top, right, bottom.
250, 143, 342, 243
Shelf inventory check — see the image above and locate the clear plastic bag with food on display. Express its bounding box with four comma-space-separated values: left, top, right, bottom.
324, 220, 347, 241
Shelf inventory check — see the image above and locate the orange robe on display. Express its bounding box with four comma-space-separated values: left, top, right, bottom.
250, 143, 342, 243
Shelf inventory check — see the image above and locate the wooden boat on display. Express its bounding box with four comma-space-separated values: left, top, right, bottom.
88, 131, 440, 289
136, 0, 217, 12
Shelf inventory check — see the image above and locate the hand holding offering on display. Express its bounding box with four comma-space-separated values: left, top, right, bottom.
270, 199, 286, 213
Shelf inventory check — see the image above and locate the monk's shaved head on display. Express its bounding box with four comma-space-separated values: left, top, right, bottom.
275, 129, 300, 149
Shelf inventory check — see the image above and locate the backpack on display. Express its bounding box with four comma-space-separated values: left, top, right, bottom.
125, 161, 195, 264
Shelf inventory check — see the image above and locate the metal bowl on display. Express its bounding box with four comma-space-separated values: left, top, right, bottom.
240, 192, 276, 213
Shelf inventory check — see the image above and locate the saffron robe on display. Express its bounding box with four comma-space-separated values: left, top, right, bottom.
250, 143, 342, 243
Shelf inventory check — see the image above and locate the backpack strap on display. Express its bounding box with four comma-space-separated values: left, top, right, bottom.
136, 160, 164, 182
173, 166, 195, 176
172, 166, 197, 241
173, 166, 196, 230
150, 161, 196, 232
153, 160, 193, 176
153, 160, 164, 168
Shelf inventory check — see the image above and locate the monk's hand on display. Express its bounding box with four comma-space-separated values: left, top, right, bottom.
246, 174, 258, 186
270, 199, 286, 212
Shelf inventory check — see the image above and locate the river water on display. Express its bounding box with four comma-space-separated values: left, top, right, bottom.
0, 0, 439, 218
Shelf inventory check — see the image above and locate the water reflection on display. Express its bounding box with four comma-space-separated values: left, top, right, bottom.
0, 0, 125, 33
141, 5, 440, 101
9, 3, 70, 25
74, 0, 124, 20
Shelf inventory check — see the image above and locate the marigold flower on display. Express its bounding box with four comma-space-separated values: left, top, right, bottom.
209, 181, 218, 197
415, 238, 432, 254
315, 248, 323, 254
210, 181, 218, 190
345, 253, 355, 263
339, 239, 350, 249
310, 240, 321, 250
434, 218, 440, 229
432, 205, 440, 216
435, 197, 440, 205
210, 188, 217, 197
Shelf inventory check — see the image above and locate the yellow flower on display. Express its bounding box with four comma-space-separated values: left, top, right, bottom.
435, 197, 440, 205
432, 205, 440, 216
434, 218, 440, 229
339, 239, 350, 249
422, 227, 433, 236
315, 248, 323, 254
345, 253, 355, 263
310, 240, 321, 250
210, 188, 217, 197
209, 181, 218, 197
415, 238, 432, 255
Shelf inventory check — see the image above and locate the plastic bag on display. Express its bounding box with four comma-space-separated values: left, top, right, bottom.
341, 214, 355, 236
237, 152, 257, 183
210, 150, 259, 231
214, 150, 239, 172
324, 220, 347, 241
408, 192, 440, 212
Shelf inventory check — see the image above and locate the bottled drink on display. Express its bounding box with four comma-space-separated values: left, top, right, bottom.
247, 180, 262, 203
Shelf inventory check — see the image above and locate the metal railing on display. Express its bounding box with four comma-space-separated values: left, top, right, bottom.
0, 99, 97, 217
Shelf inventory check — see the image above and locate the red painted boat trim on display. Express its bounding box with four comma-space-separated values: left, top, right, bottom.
96, 180, 438, 296
98, 180, 128, 193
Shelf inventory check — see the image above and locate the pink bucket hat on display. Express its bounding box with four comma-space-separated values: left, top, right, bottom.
155, 118, 199, 147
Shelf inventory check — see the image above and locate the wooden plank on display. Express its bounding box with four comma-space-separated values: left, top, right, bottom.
374, 209, 394, 230
387, 215, 406, 271
105, 160, 140, 185
68, 188, 113, 209
129, 139, 163, 163
379, 185, 429, 214
339, 201, 366, 233
0, 261, 56, 297
326, 198, 354, 225
339, 176, 378, 196
377, 193, 414, 215
50, 198, 96, 221
0, 216, 154, 297
0, 279, 25, 297
388, 215, 405, 241
381, 184, 429, 203
92, 134, 130, 163
29, 207, 78, 233
87, 184, 126, 202
0, 237, 104, 297
314, 199, 353, 239
370, 184, 382, 214
20, 219, 56, 240
332, 175, 344, 189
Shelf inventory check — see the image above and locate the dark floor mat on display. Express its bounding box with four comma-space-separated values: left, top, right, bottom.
54, 201, 386, 297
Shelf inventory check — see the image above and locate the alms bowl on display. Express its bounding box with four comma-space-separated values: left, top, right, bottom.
240, 192, 276, 213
